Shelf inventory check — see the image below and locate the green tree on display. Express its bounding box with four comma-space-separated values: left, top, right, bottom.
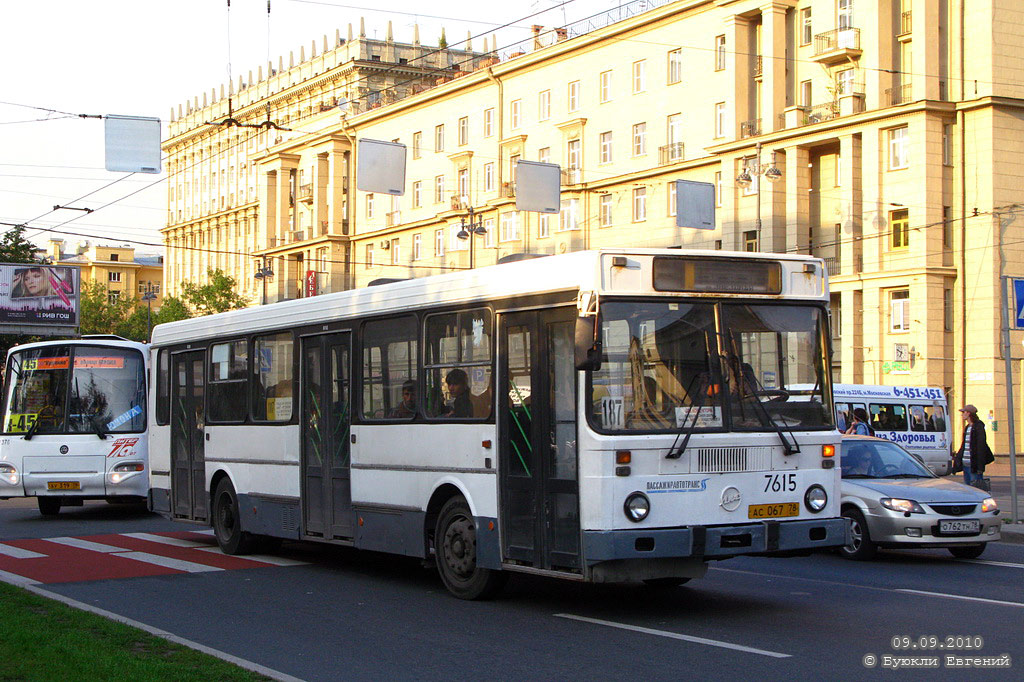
179, 269, 250, 315
0, 226, 38, 263
79, 281, 134, 336
115, 296, 191, 342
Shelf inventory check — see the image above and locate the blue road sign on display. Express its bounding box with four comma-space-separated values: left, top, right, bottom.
1014, 278, 1024, 329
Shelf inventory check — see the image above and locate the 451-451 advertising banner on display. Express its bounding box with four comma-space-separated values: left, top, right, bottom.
0, 263, 80, 336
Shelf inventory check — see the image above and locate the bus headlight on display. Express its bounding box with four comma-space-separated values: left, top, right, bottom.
623, 492, 650, 522
804, 485, 827, 513
108, 461, 144, 484
0, 463, 18, 486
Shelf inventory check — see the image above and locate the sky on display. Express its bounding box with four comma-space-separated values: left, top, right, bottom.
0, 0, 612, 257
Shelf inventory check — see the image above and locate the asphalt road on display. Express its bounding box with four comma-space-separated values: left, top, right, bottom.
1, 499, 1022, 681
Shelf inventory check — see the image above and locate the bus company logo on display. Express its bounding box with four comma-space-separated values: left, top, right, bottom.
876, 432, 941, 447
720, 486, 742, 511
647, 478, 710, 493
107, 438, 139, 458
59, 445, 68, 454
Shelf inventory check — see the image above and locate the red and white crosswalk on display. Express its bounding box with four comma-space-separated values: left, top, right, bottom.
0, 530, 305, 585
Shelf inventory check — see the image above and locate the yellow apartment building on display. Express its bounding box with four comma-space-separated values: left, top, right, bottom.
49, 240, 164, 308
161, 0, 1024, 454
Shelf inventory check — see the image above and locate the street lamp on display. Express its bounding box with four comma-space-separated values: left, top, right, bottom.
141, 285, 157, 342
736, 143, 782, 251
455, 199, 488, 269
253, 257, 274, 305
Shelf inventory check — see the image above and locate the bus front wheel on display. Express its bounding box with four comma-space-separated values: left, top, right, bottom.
434, 497, 506, 600
37, 497, 61, 517
212, 479, 257, 555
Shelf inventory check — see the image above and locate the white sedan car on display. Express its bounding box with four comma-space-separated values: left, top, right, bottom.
839, 436, 1001, 560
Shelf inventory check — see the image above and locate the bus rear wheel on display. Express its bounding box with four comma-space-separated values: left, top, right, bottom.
434, 497, 506, 600
37, 497, 61, 517
212, 479, 257, 555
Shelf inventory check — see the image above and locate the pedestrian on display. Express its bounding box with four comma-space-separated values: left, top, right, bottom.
952, 404, 994, 488
845, 407, 874, 436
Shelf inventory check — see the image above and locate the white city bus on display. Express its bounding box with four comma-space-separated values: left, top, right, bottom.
148, 249, 847, 598
0, 337, 149, 516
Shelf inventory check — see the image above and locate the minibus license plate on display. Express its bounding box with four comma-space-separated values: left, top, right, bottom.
748, 502, 799, 519
938, 519, 980, 535
47, 481, 80, 491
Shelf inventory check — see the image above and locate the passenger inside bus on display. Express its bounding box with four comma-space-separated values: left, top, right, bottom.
388, 380, 417, 418
442, 369, 472, 418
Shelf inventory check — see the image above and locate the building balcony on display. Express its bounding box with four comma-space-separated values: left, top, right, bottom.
739, 118, 762, 138
659, 143, 684, 165
820, 255, 841, 277
561, 168, 582, 185
812, 28, 862, 65
386, 210, 402, 227
297, 184, 313, 204
886, 83, 913, 106
753, 55, 762, 79
501, 181, 516, 198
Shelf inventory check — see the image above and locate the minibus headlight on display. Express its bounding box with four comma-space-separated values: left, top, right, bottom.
0, 463, 18, 486
623, 492, 650, 522
108, 461, 144, 484
804, 485, 827, 513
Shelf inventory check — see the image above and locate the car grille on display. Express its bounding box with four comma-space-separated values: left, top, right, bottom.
696, 446, 772, 473
928, 503, 977, 516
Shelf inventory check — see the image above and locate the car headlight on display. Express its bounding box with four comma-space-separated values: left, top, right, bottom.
880, 497, 924, 514
804, 484, 827, 513
623, 492, 650, 522
981, 497, 999, 513
108, 461, 144, 484
0, 462, 18, 486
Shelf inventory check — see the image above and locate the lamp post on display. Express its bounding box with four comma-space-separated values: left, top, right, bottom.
735, 142, 782, 251
253, 257, 274, 305
455, 200, 488, 270
141, 285, 157, 342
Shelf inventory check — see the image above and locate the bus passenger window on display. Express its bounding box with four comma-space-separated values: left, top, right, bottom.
253, 333, 294, 422
424, 309, 492, 420
361, 316, 418, 420
208, 340, 248, 422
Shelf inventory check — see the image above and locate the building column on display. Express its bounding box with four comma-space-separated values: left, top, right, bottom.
315, 152, 329, 236
261, 170, 278, 250
276, 167, 292, 245
725, 16, 752, 138
784, 145, 810, 255
840, 289, 865, 383
910, 0, 941, 101
862, 0, 896, 110
760, 3, 788, 133
838, 134, 862, 276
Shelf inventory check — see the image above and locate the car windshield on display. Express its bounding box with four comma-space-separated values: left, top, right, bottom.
587, 300, 833, 432
841, 440, 935, 479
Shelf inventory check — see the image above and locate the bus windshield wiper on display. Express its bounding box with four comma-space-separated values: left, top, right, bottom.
90, 416, 108, 440
23, 416, 41, 441
728, 349, 801, 456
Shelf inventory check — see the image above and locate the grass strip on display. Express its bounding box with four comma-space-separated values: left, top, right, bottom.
0, 581, 270, 681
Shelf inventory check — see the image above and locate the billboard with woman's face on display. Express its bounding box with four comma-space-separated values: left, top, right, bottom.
0, 264, 79, 328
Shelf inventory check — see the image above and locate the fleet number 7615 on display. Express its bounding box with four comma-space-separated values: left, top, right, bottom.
763, 473, 797, 493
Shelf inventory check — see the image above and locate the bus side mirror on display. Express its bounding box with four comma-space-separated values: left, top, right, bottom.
575, 315, 602, 371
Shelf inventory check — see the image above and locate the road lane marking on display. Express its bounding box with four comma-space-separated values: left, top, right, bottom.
193, 546, 307, 566
116, 551, 224, 573
122, 532, 209, 548
47, 537, 128, 553
896, 589, 1024, 609
0, 568, 40, 586
0, 543, 47, 559
554, 613, 791, 658
960, 559, 1024, 569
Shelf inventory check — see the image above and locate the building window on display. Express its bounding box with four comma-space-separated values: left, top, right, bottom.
568, 80, 580, 112
108, 271, 121, 283
668, 49, 682, 84
667, 182, 677, 217
109, 253, 119, 262
138, 282, 147, 294
483, 163, 494, 192
632, 123, 646, 156
837, 68, 854, 95
413, 181, 422, 208
413, 233, 422, 260
599, 70, 612, 103
435, 229, 445, 257
801, 7, 812, 45
500, 212, 520, 241
944, 288, 954, 331
632, 60, 646, 93
483, 108, 494, 137
836, 153, 843, 187
538, 213, 551, 238
942, 123, 953, 166
838, 0, 854, 30
412, 131, 422, 159
714, 102, 725, 138
537, 147, 551, 164
890, 289, 910, 332
538, 90, 551, 121
632, 187, 646, 222
600, 194, 612, 227
714, 35, 726, 71
943, 206, 953, 248
434, 124, 445, 152
366, 243, 374, 268
457, 169, 469, 199
567, 139, 581, 175
434, 175, 445, 204
366, 193, 374, 219
744, 230, 759, 252
741, 157, 759, 196
391, 239, 401, 265
559, 198, 579, 231
714, 171, 722, 206
483, 219, 495, 248
108, 291, 120, 304
800, 80, 812, 108
890, 209, 910, 249
599, 131, 613, 164
888, 126, 909, 169
458, 117, 469, 146
510, 99, 521, 129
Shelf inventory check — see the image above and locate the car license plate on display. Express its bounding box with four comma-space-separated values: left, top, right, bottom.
748, 502, 799, 519
47, 481, 80, 491
939, 518, 980, 535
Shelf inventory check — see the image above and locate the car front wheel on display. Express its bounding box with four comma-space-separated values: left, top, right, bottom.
840, 508, 876, 560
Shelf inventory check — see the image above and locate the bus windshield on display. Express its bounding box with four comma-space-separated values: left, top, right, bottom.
2, 345, 146, 435
588, 301, 832, 433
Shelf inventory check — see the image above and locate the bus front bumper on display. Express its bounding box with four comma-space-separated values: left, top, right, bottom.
582, 517, 850, 564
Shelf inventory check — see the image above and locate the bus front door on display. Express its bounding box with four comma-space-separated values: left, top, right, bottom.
300, 332, 353, 540
170, 351, 207, 522
500, 309, 581, 572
